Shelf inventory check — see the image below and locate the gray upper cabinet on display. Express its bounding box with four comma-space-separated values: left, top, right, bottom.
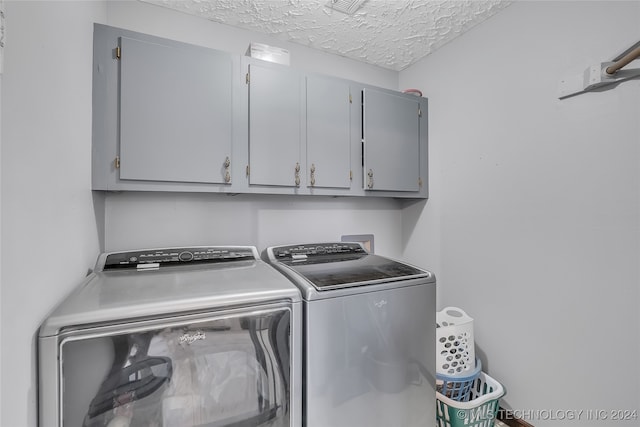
247, 60, 303, 188
92, 24, 239, 192
93, 25, 427, 198
306, 76, 352, 189
119, 37, 233, 184
362, 88, 422, 192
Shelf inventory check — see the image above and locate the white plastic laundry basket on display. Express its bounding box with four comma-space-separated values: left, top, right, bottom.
436, 307, 475, 377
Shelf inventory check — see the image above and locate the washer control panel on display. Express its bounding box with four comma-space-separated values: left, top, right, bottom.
102, 247, 256, 270
271, 242, 366, 260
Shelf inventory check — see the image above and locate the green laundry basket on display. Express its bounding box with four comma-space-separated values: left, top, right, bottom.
436, 371, 505, 427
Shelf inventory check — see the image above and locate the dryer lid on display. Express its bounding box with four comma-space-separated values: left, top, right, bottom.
39, 246, 301, 337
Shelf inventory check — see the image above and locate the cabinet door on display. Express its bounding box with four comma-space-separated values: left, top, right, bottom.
248, 62, 302, 187
306, 76, 352, 189
119, 37, 233, 184
362, 88, 421, 192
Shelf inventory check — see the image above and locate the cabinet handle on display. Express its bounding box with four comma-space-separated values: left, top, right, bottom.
224, 157, 231, 183
294, 162, 301, 187
367, 169, 374, 189
310, 163, 316, 187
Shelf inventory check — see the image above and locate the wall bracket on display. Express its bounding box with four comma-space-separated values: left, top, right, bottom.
558, 40, 640, 99
558, 62, 640, 99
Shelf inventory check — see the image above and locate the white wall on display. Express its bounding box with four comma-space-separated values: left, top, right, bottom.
0, 74, 3, 426
0, 0, 3, 419
104, 192, 403, 255
400, 1, 640, 425
1, 2, 107, 426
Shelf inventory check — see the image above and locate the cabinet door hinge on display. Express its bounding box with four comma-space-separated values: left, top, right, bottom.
349, 93, 352, 104
114, 156, 120, 169
246, 72, 250, 84
115, 46, 121, 60
418, 107, 422, 117
350, 170, 353, 181
246, 165, 250, 177
418, 177, 423, 187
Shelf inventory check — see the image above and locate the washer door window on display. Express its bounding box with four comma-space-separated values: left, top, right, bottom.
59, 307, 291, 427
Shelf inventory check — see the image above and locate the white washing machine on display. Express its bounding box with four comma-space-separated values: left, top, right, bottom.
38, 246, 301, 427
264, 242, 436, 427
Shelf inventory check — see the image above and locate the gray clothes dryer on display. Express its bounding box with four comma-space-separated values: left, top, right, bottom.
264, 242, 436, 427
38, 246, 302, 427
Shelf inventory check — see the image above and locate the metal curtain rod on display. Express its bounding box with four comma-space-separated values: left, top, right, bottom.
606, 41, 640, 75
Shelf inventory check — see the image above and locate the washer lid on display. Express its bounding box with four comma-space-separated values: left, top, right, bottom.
269, 242, 430, 290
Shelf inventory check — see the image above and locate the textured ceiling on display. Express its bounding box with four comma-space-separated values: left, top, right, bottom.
142, 0, 512, 71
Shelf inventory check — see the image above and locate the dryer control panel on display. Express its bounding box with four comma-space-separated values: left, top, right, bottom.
102, 247, 257, 270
